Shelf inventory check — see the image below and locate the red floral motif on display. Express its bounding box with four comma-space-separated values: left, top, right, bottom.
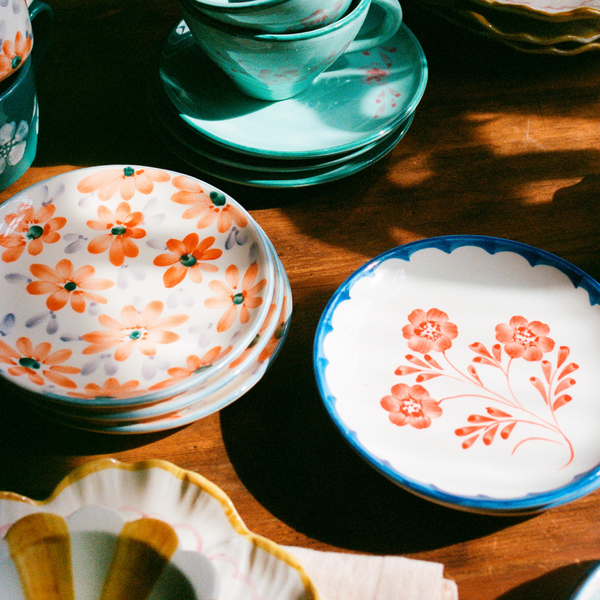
149, 346, 233, 391
77, 167, 171, 201
67, 378, 143, 400
0, 337, 80, 388
170, 176, 248, 233
86, 202, 146, 267
153, 233, 222, 288
0, 31, 32, 81
402, 308, 458, 354
82, 300, 189, 361
0, 202, 66, 263
380, 383, 442, 429
495, 316, 555, 361
26, 258, 114, 313
391, 308, 577, 466
204, 263, 266, 332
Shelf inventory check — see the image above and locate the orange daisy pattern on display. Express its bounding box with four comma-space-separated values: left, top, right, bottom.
0, 31, 32, 81
67, 377, 143, 400
0, 202, 66, 263
204, 263, 266, 332
86, 201, 146, 266
0, 336, 80, 388
258, 294, 290, 363
149, 345, 233, 391
153, 233, 222, 288
26, 258, 114, 313
76, 166, 171, 201
170, 175, 248, 233
82, 300, 190, 361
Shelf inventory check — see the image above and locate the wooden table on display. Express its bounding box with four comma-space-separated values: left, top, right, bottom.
2, 1, 600, 598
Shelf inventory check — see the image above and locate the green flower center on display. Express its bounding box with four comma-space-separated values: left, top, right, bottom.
64, 281, 77, 292
26, 225, 44, 240
19, 357, 40, 369
11, 55, 21, 70
194, 365, 211, 374
180, 254, 197, 267
111, 225, 127, 236
232, 292, 245, 305
129, 330, 142, 340
123, 167, 135, 177
210, 191, 226, 207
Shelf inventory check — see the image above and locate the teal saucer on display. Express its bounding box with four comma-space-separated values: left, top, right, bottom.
158, 19, 427, 159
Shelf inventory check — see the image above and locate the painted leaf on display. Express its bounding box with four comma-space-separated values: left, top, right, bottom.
492, 343, 502, 362
394, 365, 422, 376
461, 435, 479, 449
469, 342, 492, 358
472, 356, 498, 367
554, 378, 576, 395
553, 394, 572, 411
455, 425, 485, 436
500, 421, 516, 439
424, 354, 442, 370
557, 346, 570, 369
467, 365, 483, 385
541, 360, 552, 383
483, 423, 499, 445
416, 372, 442, 382
558, 362, 579, 379
405, 354, 430, 369
529, 377, 548, 403
467, 414, 496, 423
486, 406, 512, 418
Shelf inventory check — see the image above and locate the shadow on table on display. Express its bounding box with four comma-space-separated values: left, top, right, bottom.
219, 286, 536, 555
498, 561, 598, 600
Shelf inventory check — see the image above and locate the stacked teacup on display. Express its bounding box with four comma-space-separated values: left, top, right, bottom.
179, 0, 402, 100
0, 0, 51, 191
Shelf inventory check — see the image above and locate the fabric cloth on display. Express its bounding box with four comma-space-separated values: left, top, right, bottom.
283, 546, 458, 600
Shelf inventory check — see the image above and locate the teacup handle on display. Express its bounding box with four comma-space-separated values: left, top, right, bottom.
28, 0, 53, 70
345, 0, 402, 53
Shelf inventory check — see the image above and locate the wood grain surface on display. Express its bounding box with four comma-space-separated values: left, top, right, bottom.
2, 1, 600, 599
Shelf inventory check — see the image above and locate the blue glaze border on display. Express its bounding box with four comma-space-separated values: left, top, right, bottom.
313, 235, 600, 514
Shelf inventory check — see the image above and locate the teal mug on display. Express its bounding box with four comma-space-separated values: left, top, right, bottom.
0, 0, 52, 191
180, 0, 402, 101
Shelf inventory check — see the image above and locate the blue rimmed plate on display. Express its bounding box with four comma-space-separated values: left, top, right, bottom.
314, 235, 600, 514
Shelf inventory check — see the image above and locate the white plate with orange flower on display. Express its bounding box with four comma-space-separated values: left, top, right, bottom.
0, 166, 275, 408
314, 235, 600, 514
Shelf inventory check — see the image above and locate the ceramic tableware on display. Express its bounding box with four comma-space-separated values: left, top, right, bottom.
0, 459, 321, 600
0, 165, 276, 406
0, 0, 51, 83
187, 0, 352, 33
158, 20, 426, 158
0, 505, 219, 600
33, 239, 289, 427
24, 257, 292, 434
568, 562, 600, 600
314, 235, 600, 514
0, 0, 51, 191
180, 0, 402, 100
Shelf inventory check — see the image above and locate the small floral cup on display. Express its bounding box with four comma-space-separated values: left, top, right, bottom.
0, 0, 51, 191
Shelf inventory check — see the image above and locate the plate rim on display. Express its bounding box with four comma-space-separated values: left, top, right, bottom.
313, 234, 600, 514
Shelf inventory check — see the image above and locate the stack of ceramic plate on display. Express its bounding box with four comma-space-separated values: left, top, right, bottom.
0, 165, 291, 434
314, 235, 600, 514
414, 0, 600, 54
147, 18, 428, 187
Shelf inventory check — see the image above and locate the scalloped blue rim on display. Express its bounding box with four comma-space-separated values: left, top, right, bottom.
313, 235, 600, 514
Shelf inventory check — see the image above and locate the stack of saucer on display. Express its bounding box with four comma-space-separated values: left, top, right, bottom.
415, 0, 600, 54
0, 165, 291, 433
148, 6, 427, 186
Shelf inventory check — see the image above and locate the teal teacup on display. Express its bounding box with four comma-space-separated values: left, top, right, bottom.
0, 0, 52, 191
180, 0, 402, 101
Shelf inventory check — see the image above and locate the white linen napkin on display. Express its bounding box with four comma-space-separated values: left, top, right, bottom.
283, 546, 458, 600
